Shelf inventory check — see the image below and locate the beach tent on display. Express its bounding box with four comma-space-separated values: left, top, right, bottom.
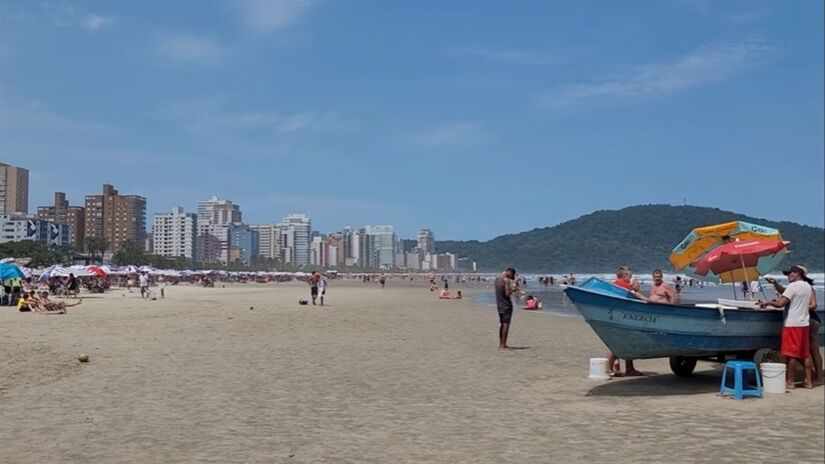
40, 265, 94, 279
0, 262, 25, 280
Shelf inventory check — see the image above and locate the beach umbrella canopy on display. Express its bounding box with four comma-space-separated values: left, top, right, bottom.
669, 221, 783, 270
684, 239, 789, 283
87, 265, 108, 276
0, 262, 25, 280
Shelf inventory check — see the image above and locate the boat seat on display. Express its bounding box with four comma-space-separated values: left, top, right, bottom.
719, 360, 762, 400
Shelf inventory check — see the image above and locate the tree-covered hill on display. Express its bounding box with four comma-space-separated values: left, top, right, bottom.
436, 205, 825, 273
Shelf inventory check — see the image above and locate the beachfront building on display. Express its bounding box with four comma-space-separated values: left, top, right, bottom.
152, 207, 196, 259
417, 228, 435, 254
37, 192, 86, 251
250, 224, 281, 262
365, 225, 396, 269
197, 196, 241, 226
0, 214, 70, 246
196, 196, 242, 264
310, 236, 325, 267
84, 184, 147, 253
0, 163, 29, 215
341, 227, 362, 267
279, 214, 311, 267
422, 252, 457, 272
228, 224, 259, 265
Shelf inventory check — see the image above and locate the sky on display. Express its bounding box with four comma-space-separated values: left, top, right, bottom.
1, 0, 823, 240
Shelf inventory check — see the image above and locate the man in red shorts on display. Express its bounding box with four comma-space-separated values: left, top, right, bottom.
758, 265, 814, 389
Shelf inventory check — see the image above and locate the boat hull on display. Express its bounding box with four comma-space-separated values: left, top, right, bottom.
565, 283, 824, 360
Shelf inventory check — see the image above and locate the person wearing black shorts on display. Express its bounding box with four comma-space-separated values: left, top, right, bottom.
494, 267, 519, 349
308, 271, 321, 305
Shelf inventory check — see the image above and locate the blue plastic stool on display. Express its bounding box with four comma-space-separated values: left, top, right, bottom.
720, 360, 762, 400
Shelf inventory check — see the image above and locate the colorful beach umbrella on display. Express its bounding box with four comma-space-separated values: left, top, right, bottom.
0, 262, 25, 280
669, 221, 783, 270
87, 265, 108, 276
684, 239, 790, 283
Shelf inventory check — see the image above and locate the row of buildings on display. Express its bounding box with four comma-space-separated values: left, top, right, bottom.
0, 162, 458, 270
2, 163, 145, 252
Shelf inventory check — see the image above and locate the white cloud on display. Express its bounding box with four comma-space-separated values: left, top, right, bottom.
158, 98, 347, 136
724, 4, 771, 23
231, 0, 318, 33
81, 14, 114, 31
539, 40, 773, 106
452, 47, 564, 65
0, 3, 115, 31
277, 111, 343, 133
415, 122, 489, 147
156, 35, 226, 63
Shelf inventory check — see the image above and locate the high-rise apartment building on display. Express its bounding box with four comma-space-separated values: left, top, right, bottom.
228, 224, 259, 265
195, 196, 242, 263
197, 196, 241, 226
153, 207, 196, 259
37, 192, 86, 250
279, 214, 311, 267
366, 225, 396, 269
0, 163, 29, 215
0, 214, 69, 246
417, 228, 435, 254
250, 224, 280, 261
84, 184, 146, 252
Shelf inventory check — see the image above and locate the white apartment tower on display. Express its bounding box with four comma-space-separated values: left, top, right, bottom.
153, 207, 196, 258
417, 228, 435, 254
196, 196, 242, 263
366, 225, 396, 269
279, 214, 311, 267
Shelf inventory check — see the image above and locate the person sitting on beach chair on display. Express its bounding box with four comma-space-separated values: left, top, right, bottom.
37, 291, 82, 314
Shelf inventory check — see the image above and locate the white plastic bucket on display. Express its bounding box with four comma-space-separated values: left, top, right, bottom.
761, 362, 786, 394
588, 357, 609, 380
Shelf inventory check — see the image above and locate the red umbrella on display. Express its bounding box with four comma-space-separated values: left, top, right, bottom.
689, 239, 789, 282
87, 265, 108, 277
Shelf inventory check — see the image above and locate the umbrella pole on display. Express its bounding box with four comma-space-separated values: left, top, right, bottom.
740, 255, 751, 301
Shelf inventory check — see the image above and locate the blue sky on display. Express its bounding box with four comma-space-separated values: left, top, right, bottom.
1, 0, 822, 240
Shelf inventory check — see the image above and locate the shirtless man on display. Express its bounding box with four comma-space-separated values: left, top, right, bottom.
37, 291, 82, 314
308, 271, 321, 305
647, 269, 676, 304
494, 268, 520, 349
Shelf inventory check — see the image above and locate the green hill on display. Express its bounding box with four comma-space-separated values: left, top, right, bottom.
436, 205, 825, 273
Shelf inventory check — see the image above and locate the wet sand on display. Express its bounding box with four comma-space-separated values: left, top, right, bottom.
1, 280, 822, 463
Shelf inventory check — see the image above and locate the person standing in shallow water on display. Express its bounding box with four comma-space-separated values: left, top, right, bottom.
494, 268, 520, 349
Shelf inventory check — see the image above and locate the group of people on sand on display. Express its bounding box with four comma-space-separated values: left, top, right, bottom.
605, 264, 823, 387
605, 266, 666, 376
306, 271, 328, 306
17, 290, 82, 314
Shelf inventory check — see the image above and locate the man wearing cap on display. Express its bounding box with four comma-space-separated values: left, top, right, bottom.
765, 265, 821, 385
758, 265, 814, 389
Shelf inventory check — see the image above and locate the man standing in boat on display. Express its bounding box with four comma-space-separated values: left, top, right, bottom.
758, 265, 814, 389
494, 267, 520, 349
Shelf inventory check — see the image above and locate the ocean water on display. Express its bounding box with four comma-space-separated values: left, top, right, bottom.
473, 274, 825, 318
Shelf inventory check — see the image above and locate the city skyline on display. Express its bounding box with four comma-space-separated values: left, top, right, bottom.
0, 1, 822, 239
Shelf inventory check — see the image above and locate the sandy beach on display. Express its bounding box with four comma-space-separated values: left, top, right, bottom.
1, 280, 823, 463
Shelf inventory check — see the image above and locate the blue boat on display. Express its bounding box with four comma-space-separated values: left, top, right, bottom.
564, 278, 825, 376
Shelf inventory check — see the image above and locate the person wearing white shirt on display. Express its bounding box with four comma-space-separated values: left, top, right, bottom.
759, 266, 814, 389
